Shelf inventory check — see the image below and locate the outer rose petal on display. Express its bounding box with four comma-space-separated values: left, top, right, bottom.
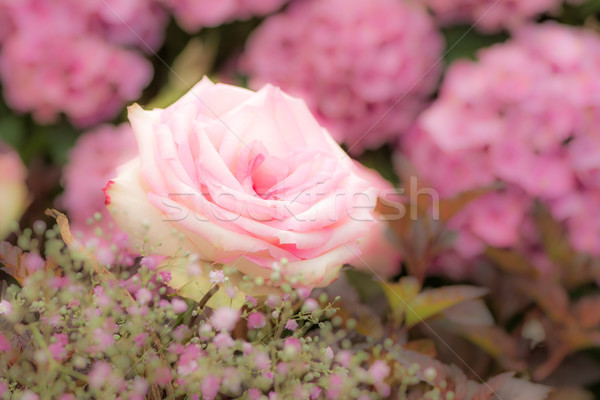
105, 159, 199, 257
0, 144, 28, 240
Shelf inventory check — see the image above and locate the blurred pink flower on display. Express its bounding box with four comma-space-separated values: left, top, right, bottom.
60, 124, 137, 263
0, 0, 159, 126
241, 0, 444, 154
159, 0, 287, 32
211, 307, 241, 332
422, 0, 582, 33
247, 312, 267, 329
399, 23, 600, 271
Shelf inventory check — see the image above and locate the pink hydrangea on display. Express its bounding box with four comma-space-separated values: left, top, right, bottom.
0, 0, 157, 126
422, 0, 582, 33
0, 0, 167, 51
241, 0, 443, 154
83, 0, 168, 52
159, 0, 288, 32
398, 23, 600, 271
60, 124, 137, 263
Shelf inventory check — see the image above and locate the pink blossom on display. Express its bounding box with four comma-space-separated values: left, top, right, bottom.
159, 0, 288, 32
177, 344, 202, 376
369, 360, 391, 396
327, 373, 345, 400
60, 124, 138, 264
208, 269, 225, 284
153, 367, 172, 386
241, 0, 443, 153
171, 298, 188, 313
284, 319, 298, 331
213, 333, 235, 350
303, 299, 319, 312
253, 351, 271, 370
398, 23, 600, 276
133, 333, 147, 347
283, 338, 301, 355
0, 0, 164, 125
247, 312, 267, 329
423, 0, 580, 33
135, 288, 152, 305
0, 300, 12, 316
201, 375, 221, 400
21, 392, 39, 400
211, 307, 241, 332
247, 388, 261, 400
48, 334, 69, 362
0, 32, 152, 127
89, 361, 113, 389
0, 333, 11, 352
245, 295, 258, 308
158, 271, 172, 284
106, 78, 382, 295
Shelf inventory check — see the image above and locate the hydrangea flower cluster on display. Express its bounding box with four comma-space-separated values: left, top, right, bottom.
159, 0, 288, 32
422, 0, 578, 33
240, 0, 444, 154
0, 226, 547, 399
60, 124, 138, 264
0, 0, 166, 126
399, 23, 600, 269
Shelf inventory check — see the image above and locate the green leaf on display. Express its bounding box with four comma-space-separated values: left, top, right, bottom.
346, 269, 385, 302
381, 276, 421, 321
404, 285, 488, 327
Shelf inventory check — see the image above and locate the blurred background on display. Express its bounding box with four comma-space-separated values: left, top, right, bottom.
2, 0, 600, 398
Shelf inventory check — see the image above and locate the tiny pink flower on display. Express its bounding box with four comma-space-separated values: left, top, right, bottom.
158, 271, 172, 283
21, 391, 39, 400
284, 319, 298, 331
247, 312, 267, 329
171, 298, 188, 313
213, 333, 235, 350
245, 295, 258, 308
310, 387, 322, 399
303, 298, 319, 312
89, 362, 112, 389
0, 300, 12, 315
0, 334, 10, 352
283, 338, 301, 355
324, 346, 334, 360
254, 351, 271, 370
247, 388, 261, 400
208, 269, 225, 284
211, 307, 240, 332
201, 375, 221, 400
133, 333, 147, 347
48, 333, 69, 362
135, 288, 152, 305
154, 367, 172, 386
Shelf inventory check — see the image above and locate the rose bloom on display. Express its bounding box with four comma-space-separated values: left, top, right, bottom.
106, 77, 384, 303
0, 141, 28, 240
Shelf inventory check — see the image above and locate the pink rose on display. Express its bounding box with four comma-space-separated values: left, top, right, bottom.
106, 77, 380, 301
0, 141, 28, 239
